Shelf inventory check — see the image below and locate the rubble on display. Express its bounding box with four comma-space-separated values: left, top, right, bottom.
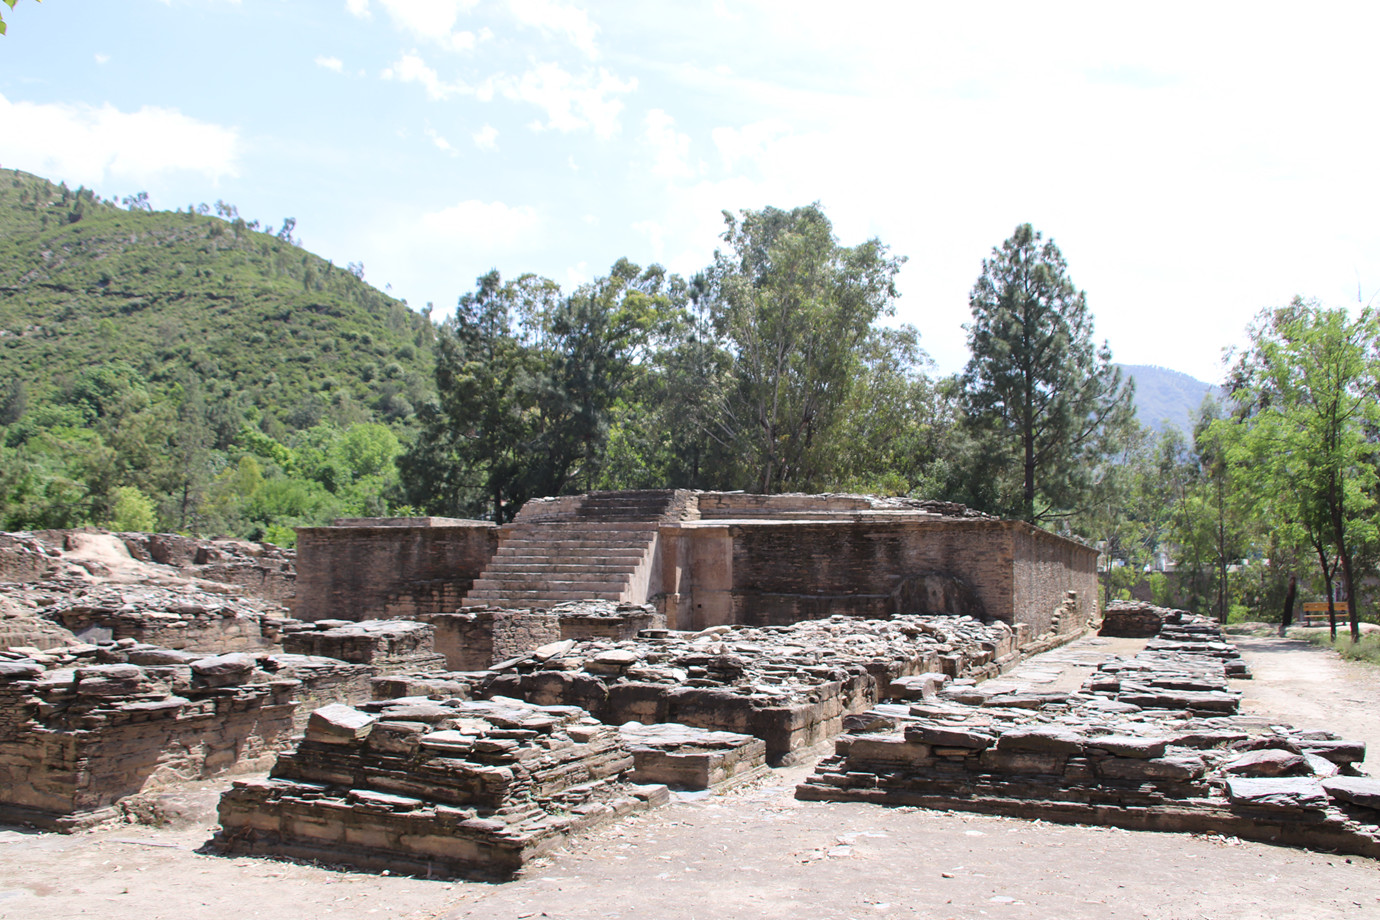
279, 618, 447, 672
797, 616, 1380, 859
479, 611, 1043, 765
1100, 599, 1182, 638
214, 695, 669, 880
0, 642, 301, 830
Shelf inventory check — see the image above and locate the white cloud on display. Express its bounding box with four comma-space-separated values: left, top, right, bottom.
711, 119, 792, 171
643, 108, 693, 179
420, 199, 539, 246
346, 0, 370, 17
94, 53, 110, 65
507, 0, 599, 58
381, 52, 468, 100
498, 63, 636, 138
374, 0, 480, 53
314, 55, 345, 72
472, 124, 498, 150
425, 126, 457, 155
632, 219, 665, 260
0, 92, 240, 187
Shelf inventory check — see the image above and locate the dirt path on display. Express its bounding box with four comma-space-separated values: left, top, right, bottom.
3, 635, 1378, 920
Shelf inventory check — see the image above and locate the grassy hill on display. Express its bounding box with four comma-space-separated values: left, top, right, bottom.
1119, 364, 1222, 435
0, 168, 434, 433
0, 168, 438, 540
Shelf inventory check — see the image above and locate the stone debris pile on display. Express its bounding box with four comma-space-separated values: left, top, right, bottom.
37, 583, 289, 652
618, 722, 767, 791
215, 695, 669, 880
1100, 599, 1184, 638
0, 640, 301, 830
798, 620, 1380, 859
480, 613, 1021, 765
280, 618, 446, 672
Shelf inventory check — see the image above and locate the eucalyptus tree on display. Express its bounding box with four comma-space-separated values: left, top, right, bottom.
702, 204, 905, 492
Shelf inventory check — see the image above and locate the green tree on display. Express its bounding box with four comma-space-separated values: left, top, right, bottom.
961, 223, 1135, 524
702, 204, 905, 492
1226, 300, 1379, 642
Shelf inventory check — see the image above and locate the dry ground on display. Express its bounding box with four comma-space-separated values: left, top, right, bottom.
2, 634, 1377, 920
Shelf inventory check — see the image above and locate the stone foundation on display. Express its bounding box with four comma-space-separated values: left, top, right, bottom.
0, 645, 300, 830
214, 696, 668, 880
479, 614, 1071, 766
280, 619, 446, 673
797, 616, 1380, 859
619, 722, 768, 790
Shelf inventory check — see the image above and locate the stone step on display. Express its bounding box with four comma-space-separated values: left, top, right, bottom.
491, 549, 648, 563
467, 577, 629, 593
462, 589, 626, 605
498, 536, 653, 550
482, 561, 643, 575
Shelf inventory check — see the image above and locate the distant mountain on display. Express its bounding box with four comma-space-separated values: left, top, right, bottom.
1119, 364, 1223, 435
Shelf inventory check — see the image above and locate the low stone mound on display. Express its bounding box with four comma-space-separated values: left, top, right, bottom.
619, 722, 768, 791
480, 614, 1027, 765
1100, 599, 1185, 638
797, 627, 1379, 859
0, 642, 301, 830
214, 696, 669, 880
280, 618, 446, 672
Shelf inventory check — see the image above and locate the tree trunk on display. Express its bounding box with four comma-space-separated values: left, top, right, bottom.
1280, 574, 1296, 636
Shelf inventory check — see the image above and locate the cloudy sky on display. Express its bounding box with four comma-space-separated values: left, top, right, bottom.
3, 0, 1378, 383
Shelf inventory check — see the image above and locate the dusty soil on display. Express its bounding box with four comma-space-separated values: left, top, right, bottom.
2, 635, 1378, 920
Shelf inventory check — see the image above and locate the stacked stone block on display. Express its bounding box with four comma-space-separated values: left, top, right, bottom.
798, 617, 1380, 859
215, 696, 669, 879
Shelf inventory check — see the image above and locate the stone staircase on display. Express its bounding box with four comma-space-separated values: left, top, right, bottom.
459, 490, 693, 609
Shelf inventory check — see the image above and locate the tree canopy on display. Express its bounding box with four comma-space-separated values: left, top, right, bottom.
960, 223, 1135, 524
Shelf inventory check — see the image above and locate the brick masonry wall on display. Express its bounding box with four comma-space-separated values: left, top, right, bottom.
294, 521, 497, 622
423, 610, 561, 670
726, 521, 1016, 627
1010, 524, 1099, 635
722, 520, 1097, 635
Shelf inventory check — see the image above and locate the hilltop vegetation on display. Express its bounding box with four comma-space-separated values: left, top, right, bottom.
0, 168, 435, 542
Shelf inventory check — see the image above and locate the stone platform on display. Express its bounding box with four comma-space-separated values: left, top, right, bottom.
797, 617, 1380, 859
214, 696, 669, 880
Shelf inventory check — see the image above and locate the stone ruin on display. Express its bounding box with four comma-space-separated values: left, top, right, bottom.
0, 642, 300, 830
798, 613, 1380, 859
3, 498, 1377, 881
215, 696, 671, 880
1099, 598, 1187, 638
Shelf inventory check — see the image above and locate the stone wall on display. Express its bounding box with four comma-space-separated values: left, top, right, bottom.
1011, 525, 1099, 635
294, 518, 497, 622
0, 653, 299, 830
421, 608, 562, 671
280, 619, 446, 672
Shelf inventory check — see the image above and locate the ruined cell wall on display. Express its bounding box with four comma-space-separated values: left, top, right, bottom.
1010, 524, 1100, 635
294, 519, 497, 622
421, 609, 562, 670
720, 520, 1017, 629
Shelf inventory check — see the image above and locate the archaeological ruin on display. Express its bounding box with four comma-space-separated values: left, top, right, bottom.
2, 494, 1378, 881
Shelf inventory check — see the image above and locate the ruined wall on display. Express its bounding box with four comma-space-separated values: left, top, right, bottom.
723, 521, 1015, 629
422, 609, 561, 670
0, 664, 298, 830
1010, 525, 1099, 635
294, 519, 497, 622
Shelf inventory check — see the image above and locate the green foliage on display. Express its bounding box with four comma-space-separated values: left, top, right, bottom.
0, 168, 433, 540
702, 204, 905, 492
107, 485, 157, 532
1299, 630, 1380, 665
960, 224, 1136, 524
1225, 300, 1379, 642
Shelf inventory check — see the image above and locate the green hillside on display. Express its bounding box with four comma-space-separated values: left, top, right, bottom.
1120, 364, 1222, 435
0, 168, 437, 541
0, 168, 434, 430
